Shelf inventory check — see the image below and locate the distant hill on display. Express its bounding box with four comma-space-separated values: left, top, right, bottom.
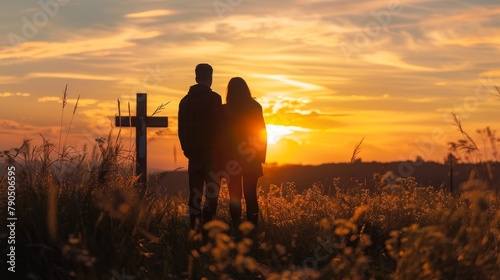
151, 161, 499, 196
2, 160, 496, 196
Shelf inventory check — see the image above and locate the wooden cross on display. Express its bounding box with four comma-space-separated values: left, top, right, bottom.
115, 93, 168, 186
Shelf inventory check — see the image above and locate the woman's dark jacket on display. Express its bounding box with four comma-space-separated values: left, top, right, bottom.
220, 99, 267, 177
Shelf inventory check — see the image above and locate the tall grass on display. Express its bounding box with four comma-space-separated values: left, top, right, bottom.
57, 84, 68, 157
1, 139, 499, 279
448, 112, 500, 194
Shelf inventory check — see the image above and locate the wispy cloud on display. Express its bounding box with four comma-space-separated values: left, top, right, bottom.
0, 76, 17, 85
37, 96, 98, 107
125, 9, 177, 18
37, 96, 61, 103
28, 72, 118, 81
361, 51, 459, 72
0, 92, 30, 97
0, 119, 31, 131
252, 74, 325, 91
0, 28, 161, 61
328, 94, 391, 102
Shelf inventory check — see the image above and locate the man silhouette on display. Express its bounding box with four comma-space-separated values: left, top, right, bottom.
178, 63, 222, 230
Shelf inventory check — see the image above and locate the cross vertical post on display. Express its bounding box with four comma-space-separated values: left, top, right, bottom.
136, 93, 147, 186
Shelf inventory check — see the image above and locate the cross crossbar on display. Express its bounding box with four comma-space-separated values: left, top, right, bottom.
115, 116, 168, 127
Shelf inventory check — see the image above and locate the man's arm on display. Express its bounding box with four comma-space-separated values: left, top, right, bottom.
211, 93, 223, 159
178, 99, 188, 157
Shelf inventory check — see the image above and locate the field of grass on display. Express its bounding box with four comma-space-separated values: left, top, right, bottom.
1, 88, 499, 279
1, 134, 499, 280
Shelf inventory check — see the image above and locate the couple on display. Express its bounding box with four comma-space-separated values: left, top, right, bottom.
178, 63, 267, 234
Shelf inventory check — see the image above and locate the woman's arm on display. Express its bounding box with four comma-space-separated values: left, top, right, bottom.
254, 104, 267, 164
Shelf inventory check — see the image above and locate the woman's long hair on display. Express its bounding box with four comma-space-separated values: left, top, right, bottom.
226, 77, 253, 106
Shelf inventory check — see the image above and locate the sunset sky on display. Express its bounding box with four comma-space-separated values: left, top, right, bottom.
1, 0, 499, 170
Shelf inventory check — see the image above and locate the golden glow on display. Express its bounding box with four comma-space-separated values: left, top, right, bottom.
0, 0, 499, 169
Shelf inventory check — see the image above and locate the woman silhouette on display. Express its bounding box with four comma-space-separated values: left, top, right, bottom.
221, 77, 267, 231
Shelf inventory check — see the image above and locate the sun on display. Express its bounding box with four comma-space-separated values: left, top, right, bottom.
265, 124, 294, 145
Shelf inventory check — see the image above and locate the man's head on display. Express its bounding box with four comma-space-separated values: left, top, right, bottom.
195, 63, 213, 87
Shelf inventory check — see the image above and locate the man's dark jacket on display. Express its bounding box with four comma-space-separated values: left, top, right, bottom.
178, 84, 222, 159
